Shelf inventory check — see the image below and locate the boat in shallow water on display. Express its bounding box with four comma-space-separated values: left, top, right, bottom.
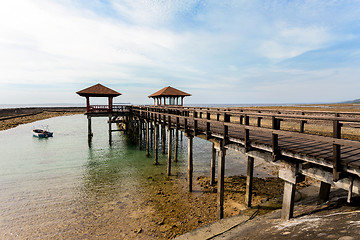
33, 128, 53, 138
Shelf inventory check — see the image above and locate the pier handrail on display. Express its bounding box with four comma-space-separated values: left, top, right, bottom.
130, 105, 360, 180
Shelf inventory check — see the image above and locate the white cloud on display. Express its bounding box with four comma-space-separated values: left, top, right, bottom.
259, 25, 331, 60
0, 0, 360, 104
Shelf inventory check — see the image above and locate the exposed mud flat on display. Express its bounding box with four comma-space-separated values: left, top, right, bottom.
0, 111, 83, 131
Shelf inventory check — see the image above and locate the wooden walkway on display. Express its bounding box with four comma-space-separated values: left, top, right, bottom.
125, 105, 360, 221
133, 106, 360, 172
86, 105, 360, 221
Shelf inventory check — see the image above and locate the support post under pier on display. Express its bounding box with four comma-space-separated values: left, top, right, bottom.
87, 115, 92, 146
211, 143, 216, 186
245, 156, 254, 208
167, 127, 172, 176
154, 124, 159, 165
174, 129, 179, 162
146, 121, 150, 157
187, 134, 194, 192
108, 116, 112, 144
318, 181, 331, 204
162, 124, 166, 154
279, 161, 304, 221
217, 141, 226, 220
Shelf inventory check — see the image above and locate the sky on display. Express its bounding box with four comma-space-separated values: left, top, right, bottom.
0, 0, 360, 105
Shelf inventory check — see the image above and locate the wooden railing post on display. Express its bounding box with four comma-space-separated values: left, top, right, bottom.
244, 115, 250, 152
223, 113, 230, 144
206, 111, 211, 139
193, 110, 198, 136
333, 119, 342, 181
272, 116, 280, 161
257, 117, 262, 127
299, 120, 307, 133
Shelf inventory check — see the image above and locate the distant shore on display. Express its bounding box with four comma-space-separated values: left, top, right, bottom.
0, 107, 85, 131
2, 103, 360, 132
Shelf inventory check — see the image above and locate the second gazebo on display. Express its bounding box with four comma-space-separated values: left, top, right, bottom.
148, 86, 191, 106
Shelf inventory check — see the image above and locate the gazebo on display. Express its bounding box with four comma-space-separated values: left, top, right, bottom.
76, 83, 121, 113
148, 86, 191, 106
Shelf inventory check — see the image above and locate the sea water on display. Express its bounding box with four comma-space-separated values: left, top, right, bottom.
0, 114, 273, 239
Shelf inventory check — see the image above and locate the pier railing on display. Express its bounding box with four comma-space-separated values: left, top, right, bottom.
130, 105, 360, 181
110, 105, 360, 221
88, 104, 129, 113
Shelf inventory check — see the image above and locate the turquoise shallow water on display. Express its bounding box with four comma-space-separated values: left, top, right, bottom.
0, 114, 273, 239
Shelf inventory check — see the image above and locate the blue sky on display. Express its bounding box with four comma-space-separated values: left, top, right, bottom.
0, 0, 360, 105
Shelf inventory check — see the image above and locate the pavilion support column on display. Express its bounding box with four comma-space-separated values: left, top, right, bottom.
108, 116, 112, 145
154, 124, 159, 165
187, 134, 194, 192
86, 97, 90, 112
245, 156, 254, 208
167, 127, 172, 176
210, 142, 216, 186
217, 141, 226, 220
318, 181, 331, 204
174, 128, 179, 162
146, 121, 150, 157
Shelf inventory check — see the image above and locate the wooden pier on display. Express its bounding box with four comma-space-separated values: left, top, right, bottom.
76, 84, 360, 222
123, 105, 360, 221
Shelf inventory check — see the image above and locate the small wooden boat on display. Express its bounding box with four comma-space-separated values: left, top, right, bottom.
33, 128, 53, 138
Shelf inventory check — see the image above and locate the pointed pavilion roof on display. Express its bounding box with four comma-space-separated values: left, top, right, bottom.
148, 86, 191, 98
76, 83, 121, 97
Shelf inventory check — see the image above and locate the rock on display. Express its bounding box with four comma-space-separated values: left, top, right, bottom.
157, 218, 165, 225
338, 237, 354, 240
159, 224, 172, 232
135, 228, 142, 234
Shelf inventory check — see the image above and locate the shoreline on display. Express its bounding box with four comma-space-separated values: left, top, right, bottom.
0, 107, 85, 131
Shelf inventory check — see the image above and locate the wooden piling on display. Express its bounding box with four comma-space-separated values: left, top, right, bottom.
217, 141, 226, 219
211, 143, 216, 186
174, 129, 179, 162
348, 176, 354, 203
167, 127, 172, 176
279, 161, 302, 221
245, 156, 254, 207
87, 115, 92, 144
281, 181, 296, 221
138, 120, 142, 150
146, 121, 150, 157
187, 134, 194, 192
108, 116, 112, 144
154, 124, 159, 165
318, 181, 331, 203
162, 124, 166, 154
